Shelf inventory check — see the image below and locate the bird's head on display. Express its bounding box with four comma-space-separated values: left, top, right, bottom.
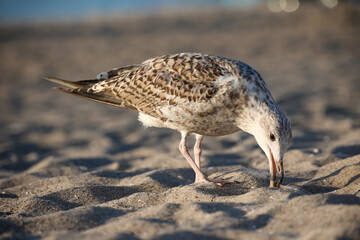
251, 107, 292, 187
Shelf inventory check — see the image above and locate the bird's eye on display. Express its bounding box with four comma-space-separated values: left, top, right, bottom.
270, 133, 276, 141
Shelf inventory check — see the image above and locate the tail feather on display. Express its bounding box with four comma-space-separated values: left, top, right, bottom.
45, 76, 137, 111
43, 76, 101, 89
53, 87, 137, 111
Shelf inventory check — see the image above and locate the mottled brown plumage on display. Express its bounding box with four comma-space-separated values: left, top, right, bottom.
45, 52, 292, 187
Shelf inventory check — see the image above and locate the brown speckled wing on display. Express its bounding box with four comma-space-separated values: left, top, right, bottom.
59, 53, 233, 118
100, 64, 143, 79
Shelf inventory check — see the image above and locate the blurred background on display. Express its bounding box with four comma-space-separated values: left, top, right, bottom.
0, 0, 350, 22
0, 0, 359, 176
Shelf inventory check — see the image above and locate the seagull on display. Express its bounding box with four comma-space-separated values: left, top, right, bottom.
44, 52, 292, 187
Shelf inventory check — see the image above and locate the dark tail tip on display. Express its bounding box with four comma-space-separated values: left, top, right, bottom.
53, 87, 73, 93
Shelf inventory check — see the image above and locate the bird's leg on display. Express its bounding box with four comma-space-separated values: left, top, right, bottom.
193, 134, 203, 169
179, 132, 232, 187
179, 132, 209, 184
192, 134, 234, 186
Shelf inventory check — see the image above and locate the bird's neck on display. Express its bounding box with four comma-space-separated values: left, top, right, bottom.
236, 102, 277, 135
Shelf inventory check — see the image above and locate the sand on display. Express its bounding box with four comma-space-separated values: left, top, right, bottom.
1, 3, 360, 239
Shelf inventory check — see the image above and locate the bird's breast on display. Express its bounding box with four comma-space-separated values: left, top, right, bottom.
149, 100, 240, 136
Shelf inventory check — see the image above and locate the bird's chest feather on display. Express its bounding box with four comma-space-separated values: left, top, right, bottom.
149, 101, 240, 136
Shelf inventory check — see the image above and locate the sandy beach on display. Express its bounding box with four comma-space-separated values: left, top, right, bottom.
0, 3, 360, 239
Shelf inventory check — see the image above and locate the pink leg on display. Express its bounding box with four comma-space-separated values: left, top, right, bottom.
194, 134, 203, 169
178, 132, 233, 187
179, 132, 208, 183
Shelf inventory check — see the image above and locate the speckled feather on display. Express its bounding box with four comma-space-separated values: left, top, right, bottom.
45, 52, 293, 186
52, 53, 278, 136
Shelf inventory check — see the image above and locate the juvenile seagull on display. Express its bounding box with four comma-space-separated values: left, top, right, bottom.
44, 52, 292, 187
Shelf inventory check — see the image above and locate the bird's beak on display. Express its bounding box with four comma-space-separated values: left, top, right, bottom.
268, 147, 284, 188
277, 158, 284, 185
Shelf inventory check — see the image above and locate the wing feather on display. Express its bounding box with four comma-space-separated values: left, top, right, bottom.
47, 53, 237, 119
43, 77, 101, 88
54, 87, 138, 111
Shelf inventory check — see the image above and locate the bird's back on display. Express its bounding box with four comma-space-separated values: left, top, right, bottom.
46, 52, 273, 136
